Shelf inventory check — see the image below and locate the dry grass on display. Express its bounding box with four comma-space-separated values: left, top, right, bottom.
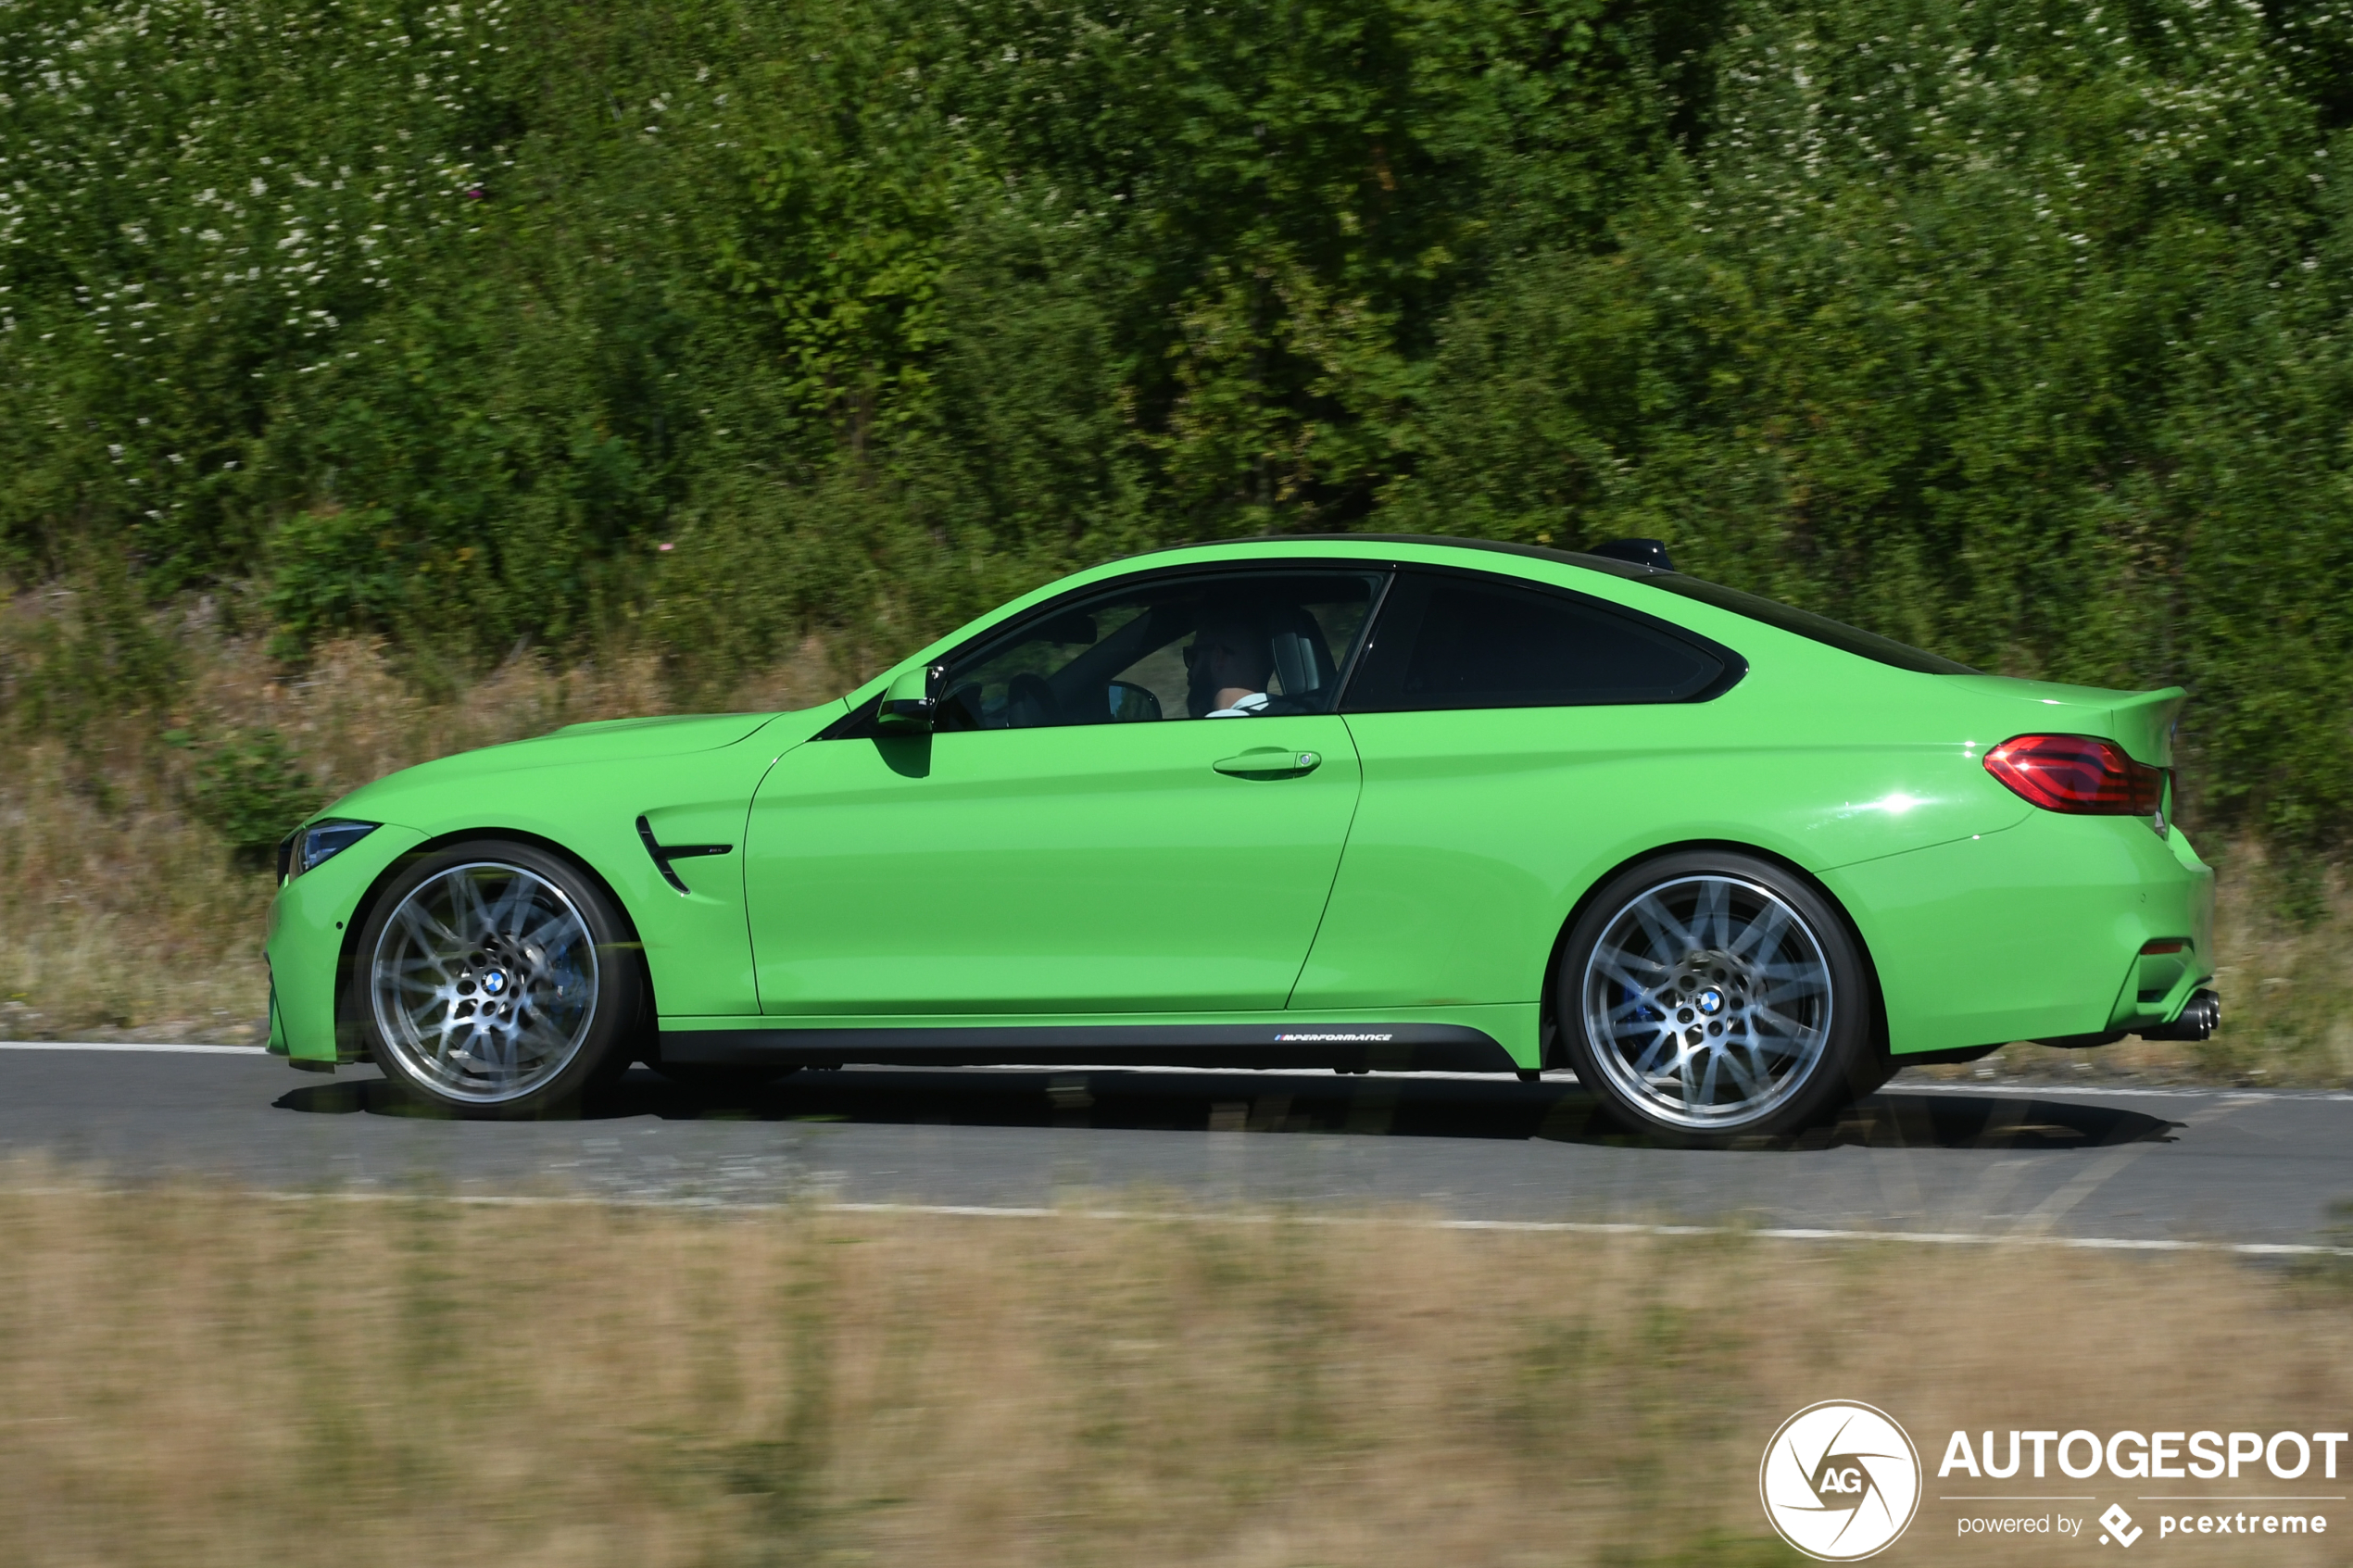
0, 596, 844, 1043
1918, 848, 2353, 1087
0, 1179, 2346, 1566
2182, 844, 2353, 1082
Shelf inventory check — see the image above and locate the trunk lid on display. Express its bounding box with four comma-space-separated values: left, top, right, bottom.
1941, 676, 2186, 766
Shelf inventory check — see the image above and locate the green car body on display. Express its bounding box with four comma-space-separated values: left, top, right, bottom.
267, 535, 2216, 1123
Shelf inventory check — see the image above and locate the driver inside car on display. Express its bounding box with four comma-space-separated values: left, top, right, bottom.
1184, 614, 1277, 717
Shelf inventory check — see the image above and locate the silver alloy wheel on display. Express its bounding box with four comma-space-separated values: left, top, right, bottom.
369, 860, 600, 1105
1579, 874, 1834, 1131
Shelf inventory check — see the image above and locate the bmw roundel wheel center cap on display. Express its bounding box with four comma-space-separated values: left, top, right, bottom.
1580, 875, 1836, 1130
1667, 957, 1748, 1038
370, 862, 601, 1103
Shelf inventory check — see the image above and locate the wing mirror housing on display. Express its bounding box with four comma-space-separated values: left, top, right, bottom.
877, 663, 945, 734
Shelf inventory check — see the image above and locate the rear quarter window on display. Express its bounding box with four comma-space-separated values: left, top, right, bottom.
1344, 570, 1740, 711
1631, 573, 1977, 676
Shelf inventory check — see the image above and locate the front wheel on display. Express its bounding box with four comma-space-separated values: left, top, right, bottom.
1557, 852, 1876, 1144
355, 841, 644, 1118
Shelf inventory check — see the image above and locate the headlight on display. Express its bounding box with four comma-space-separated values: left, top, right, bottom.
278, 820, 380, 885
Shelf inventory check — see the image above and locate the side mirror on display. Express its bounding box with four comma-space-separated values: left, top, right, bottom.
877, 663, 944, 734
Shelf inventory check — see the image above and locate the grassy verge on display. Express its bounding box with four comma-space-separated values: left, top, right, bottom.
2, 589, 2346, 1085
0, 594, 846, 1044
0, 1180, 2347, 1565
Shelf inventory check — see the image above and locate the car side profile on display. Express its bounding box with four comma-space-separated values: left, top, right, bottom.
265, 534, 2218, 1143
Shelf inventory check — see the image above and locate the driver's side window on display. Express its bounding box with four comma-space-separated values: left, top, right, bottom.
937, 570, 1382, 731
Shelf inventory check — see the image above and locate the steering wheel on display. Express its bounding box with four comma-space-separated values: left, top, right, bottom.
1005, 671, 1062, 729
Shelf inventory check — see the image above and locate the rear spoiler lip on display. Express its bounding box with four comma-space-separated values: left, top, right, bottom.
1943, 676, 2187, 767
2108, 685, 2187, 769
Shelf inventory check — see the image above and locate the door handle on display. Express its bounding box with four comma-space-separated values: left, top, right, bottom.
1213, 747, 1321, 778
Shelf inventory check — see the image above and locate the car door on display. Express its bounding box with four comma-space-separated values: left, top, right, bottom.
1293, 566, 1740, 1010
743, 567, 1385, 1016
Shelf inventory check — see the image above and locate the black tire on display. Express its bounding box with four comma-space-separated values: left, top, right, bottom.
352, 839, 645, 1119
1556, 850, 1876, 1145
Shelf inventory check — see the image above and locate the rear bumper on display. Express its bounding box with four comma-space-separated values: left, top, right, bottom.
1824, 810, 2216, 1057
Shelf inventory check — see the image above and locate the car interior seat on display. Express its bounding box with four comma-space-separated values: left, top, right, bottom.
1263, 605, 1339, 700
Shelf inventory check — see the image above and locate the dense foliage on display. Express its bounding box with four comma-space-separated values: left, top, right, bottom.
5, 0, 2353, 846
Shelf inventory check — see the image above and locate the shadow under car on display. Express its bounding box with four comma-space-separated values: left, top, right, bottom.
275, 1066, 2181, 1151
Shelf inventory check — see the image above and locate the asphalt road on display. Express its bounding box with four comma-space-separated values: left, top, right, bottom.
0, 1044, 2347, 1251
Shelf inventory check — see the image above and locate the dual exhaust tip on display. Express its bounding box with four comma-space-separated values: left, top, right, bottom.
2135, 988, 2221, 1042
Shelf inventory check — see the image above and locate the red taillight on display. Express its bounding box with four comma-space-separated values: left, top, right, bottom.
1983, 734, 2166, 816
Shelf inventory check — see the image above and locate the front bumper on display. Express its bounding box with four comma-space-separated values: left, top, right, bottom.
261, 823, 425, 1064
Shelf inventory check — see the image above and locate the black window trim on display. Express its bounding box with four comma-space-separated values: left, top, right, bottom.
1337, 562, 1749, 714
821, 558, 1399, 740
1630, 572, 1977, 676
1122, 532, 1642, 579
1131, 534, 1975, 677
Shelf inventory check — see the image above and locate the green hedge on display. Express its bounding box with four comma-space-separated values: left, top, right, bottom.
5, 0, 2352, 844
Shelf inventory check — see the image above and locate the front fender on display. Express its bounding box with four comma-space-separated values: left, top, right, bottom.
265, 823, 427, 1063
271, 718, 831, 1062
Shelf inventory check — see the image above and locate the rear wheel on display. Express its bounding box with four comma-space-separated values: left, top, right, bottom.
1558, 852, 1875, 1144
356, 841, 642, 1118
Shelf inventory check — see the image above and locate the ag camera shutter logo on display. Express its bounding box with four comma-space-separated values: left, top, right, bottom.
1761, 1400, 1923, 1561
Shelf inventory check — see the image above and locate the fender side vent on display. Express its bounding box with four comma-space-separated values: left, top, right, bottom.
635, 815, 734, 895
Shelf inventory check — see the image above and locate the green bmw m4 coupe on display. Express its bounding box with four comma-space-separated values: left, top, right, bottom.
265, 534, 2218, 1143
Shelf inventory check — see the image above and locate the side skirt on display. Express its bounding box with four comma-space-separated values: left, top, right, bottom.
657, 1021, 1517, 1074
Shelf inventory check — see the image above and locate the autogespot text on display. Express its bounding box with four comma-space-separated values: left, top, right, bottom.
1939, 1428, 2343, 1550
1939, 1428, 2348, 1482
